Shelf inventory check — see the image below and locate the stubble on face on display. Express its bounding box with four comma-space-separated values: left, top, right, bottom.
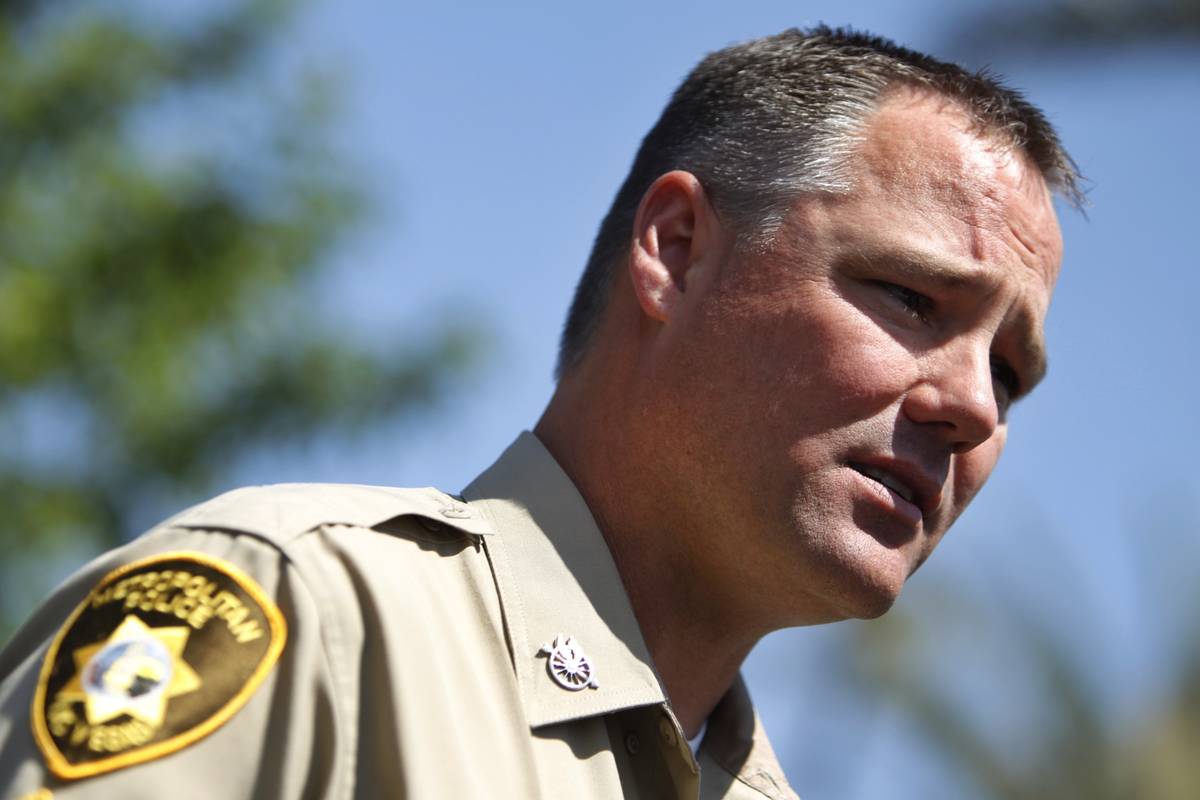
646, 89, 1063, 626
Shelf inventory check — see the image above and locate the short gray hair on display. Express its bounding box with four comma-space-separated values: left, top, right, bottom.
555, 25, 1081, 377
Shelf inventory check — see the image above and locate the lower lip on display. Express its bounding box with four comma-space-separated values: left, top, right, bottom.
847, 467, 923, 527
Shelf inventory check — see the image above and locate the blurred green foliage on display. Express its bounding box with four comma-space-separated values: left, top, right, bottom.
950, 0, 1200, 55
0, 0, 473, 638
851, 583, 1200, 799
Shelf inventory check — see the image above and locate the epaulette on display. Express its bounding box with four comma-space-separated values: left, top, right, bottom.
159, 483, 496, 544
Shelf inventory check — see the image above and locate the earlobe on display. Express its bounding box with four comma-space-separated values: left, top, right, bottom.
628, 171, 717, 323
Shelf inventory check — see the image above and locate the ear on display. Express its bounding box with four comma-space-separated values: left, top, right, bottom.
628, 170, 724, 323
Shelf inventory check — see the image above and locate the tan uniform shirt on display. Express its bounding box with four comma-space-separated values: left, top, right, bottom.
1, 433, 798, 799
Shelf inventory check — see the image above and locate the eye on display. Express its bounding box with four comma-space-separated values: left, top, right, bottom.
875, 281, 933, 324
990, 356, 1020, 403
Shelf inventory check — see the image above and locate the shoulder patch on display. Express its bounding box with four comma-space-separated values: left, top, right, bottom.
31, 552, 286, 780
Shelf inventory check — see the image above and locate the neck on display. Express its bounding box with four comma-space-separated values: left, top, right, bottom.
608, 534, 759, 736
535, 383, 764, 737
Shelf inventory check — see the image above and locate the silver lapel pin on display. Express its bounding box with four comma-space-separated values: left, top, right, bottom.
538, 634, 599, 691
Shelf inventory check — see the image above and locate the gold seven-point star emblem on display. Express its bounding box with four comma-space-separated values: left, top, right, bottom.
59, 615, 202, 729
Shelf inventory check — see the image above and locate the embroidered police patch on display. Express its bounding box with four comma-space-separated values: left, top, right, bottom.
31, 551, 287, 779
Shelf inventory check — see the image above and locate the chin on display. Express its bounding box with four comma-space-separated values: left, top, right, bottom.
814, 577, 900, 621
777, 509, 918, 624
845, 589, 901, 620
816, 554, 910, 622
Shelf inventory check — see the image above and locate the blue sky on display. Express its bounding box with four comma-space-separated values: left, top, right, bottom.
83, 1, 1200, 796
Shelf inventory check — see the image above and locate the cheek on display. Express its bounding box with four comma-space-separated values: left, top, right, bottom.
692, 284, 918, 447
786, 303, 917, 418
921, 436, 1005, 568
951, 430, 1006, 511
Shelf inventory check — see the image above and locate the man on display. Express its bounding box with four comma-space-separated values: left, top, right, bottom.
0, 26, 1078, 800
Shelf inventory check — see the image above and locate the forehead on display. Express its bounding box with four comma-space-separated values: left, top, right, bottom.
853, 89, 1063, 275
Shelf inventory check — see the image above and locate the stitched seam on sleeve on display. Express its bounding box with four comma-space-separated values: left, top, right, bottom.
282, 528, 359, 800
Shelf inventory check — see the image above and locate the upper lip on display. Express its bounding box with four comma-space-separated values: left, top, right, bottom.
848, 457, 945, 518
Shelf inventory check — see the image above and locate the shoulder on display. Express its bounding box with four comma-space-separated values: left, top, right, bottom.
156, 482, 496, 546
0, 482, 499, 789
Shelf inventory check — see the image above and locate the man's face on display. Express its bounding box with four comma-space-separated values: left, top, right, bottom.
651, 91, 1063, 624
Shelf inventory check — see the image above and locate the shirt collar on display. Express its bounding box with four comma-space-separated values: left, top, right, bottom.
463, 432, 797, 799
462, 431, 666, 728
702, 676, 798, 799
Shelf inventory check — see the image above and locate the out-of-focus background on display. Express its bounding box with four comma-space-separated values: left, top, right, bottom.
3, 0, 1198, 796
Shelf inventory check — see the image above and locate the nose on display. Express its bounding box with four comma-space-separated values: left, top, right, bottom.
902, 341, 1000, 453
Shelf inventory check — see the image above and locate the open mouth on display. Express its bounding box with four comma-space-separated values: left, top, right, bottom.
849, 462, 917, 506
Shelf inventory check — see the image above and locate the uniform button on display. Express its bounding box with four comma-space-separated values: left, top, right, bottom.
658, 718, 677, 747
624, 732, 640, 755
439, 505, 472, 519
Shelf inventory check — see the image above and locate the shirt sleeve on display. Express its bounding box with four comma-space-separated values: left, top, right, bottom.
0, 524, 353, 800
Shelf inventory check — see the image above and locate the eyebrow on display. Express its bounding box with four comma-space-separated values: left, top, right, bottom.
851, 247, 992, 291
846, 246, 1050, 397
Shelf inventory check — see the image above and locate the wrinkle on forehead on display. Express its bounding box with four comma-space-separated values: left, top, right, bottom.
859, 90, 1062, 278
